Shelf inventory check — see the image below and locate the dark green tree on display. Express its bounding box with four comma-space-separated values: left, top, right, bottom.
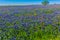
42, 0, 49, 6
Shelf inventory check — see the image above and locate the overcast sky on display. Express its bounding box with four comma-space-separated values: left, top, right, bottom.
0, 0, 60, 5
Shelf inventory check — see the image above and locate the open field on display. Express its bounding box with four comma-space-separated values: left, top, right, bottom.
0, 5, 60, 40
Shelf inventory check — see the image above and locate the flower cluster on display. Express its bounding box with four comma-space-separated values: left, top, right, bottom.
0, 8, 60, 40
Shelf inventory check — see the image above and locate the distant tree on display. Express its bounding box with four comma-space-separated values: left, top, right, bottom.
42, 0, 49, 6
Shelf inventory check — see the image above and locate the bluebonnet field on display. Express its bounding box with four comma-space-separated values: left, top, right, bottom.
0, 5, 60, 40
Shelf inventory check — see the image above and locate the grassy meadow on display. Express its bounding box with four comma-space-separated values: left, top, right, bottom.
0, 6, 60, 40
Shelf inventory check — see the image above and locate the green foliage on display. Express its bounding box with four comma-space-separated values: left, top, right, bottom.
45, 9, 53, 14
5, 22, 14, 27
14, 13, 21, 17
2, 22, 59, 40
42, 0, 49, 6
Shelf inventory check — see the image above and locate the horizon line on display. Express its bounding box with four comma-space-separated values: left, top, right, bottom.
0, 3, 60, 6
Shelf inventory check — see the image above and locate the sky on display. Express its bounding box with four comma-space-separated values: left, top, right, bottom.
0, 0, 60, 5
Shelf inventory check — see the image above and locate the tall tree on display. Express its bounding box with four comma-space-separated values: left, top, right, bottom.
42, 0, 49, 6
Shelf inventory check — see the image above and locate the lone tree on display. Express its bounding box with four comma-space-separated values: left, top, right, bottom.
42, 0, 49, 6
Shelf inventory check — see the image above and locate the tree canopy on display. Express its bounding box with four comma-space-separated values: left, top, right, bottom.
42, 0, 49, 6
